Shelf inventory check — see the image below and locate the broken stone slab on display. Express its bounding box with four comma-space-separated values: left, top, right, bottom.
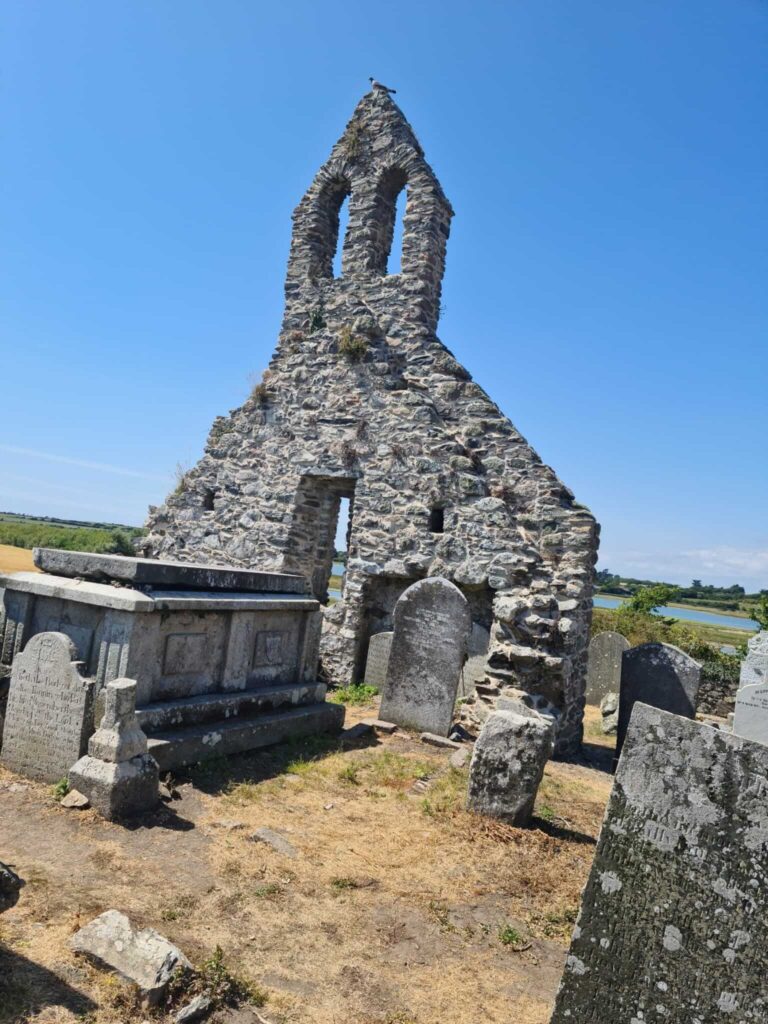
69, 755, 159, 821
60, 789, 90, 809
248, 827, 297, 858
360, 719, 397, 734
467, 710, 554, 826
32, 548, 309, 594
175, 994, 213, 1023
88, 678, 148, 763
340, 722, 373, 743
420, 732, 462, 750
69, 910, 192, 1005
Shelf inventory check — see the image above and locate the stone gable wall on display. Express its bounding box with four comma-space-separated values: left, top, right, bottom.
143, 89, 599, 755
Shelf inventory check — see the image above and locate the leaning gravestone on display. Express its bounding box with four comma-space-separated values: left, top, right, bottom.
379, 577, 471, 736
1, 631, 94, 782
550, 703, 768, 1023
363, 632, 393, 691
732, 630, 768, 745
615, 642, 700, 765
585, 631, 629, 705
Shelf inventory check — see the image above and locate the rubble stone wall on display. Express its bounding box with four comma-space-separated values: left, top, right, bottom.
143, 89, 599, 755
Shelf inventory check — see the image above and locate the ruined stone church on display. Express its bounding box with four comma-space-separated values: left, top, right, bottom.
143, 88, 598, 755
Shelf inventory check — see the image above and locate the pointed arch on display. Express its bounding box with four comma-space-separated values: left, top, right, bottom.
370, 167, 409, 276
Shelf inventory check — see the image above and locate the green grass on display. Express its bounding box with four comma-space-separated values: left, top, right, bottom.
0, 516, 144, 554
328, 682, 379, 705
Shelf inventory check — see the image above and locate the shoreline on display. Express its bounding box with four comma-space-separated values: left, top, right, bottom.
595, 592, 756, 620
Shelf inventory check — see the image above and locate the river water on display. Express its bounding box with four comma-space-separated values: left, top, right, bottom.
594, 595, 758, 631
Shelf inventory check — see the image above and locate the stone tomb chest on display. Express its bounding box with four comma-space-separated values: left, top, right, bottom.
0, 549, 342, 771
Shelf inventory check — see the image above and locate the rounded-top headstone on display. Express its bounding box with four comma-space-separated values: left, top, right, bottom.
379, 577, 471, 736
615, 642, 701, 765
585, 631, 629, 705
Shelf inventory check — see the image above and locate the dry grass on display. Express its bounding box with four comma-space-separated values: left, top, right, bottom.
0, 545, 38, 574
0, 706, 612, 1024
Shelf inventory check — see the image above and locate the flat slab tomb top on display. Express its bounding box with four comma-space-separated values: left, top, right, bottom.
1, 572, 318, 614
32, 547, 309, 594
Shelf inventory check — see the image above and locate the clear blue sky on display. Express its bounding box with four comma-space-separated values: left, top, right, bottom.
2, 1, 766, 589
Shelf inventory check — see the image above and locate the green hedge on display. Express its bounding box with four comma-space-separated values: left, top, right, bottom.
0, 521, 143, 555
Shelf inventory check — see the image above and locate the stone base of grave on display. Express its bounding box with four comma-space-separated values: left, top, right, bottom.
139, 694, 345, 772
69, 753, 159, 820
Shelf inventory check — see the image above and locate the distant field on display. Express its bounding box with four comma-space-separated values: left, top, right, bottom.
0, 544, 39, 574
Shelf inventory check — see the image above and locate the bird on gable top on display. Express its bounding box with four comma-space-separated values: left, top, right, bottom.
369, 77, 396, 95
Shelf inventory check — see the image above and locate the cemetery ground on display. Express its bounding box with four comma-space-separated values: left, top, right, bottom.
0, 704, 614, 1024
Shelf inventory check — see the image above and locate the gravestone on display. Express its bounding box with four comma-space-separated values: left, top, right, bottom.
1, 631, 94, 782
69, 678, 158, 819
363, 632, 393, 690
615, 642, 701, 765
585, 631, 629, 705
467, 709, 554, 826
550, 703, 768, 1023
379, 577, 471, 736
732, 630, 768, 745
458, 622, 490, 698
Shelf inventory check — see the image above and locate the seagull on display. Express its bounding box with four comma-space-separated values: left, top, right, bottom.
369, 77, 396, 95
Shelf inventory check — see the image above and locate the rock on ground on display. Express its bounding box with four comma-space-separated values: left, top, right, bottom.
467, 710, 554, 826
69, 909, 192, 1005
599, 692, 618, 735
248, 827, 297, 858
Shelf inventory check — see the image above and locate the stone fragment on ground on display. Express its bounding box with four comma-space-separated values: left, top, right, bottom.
599, 692, 618, 735
60, 789, 90, 809
420, 732, 461, 749
449, 746, 472, 769
467, 710, 554, 826
175, 994, 212, 1023
360, 718, 397, 734
341, 722, 373, 743
249, 827, 297, 858
69, 909, 192, 1005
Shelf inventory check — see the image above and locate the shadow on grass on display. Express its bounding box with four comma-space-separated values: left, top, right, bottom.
121, 804, 196, 832
572, 740, 614, 775
183, 729, 382, 797
531, 816, 598, 847
0, 945, 97, 1024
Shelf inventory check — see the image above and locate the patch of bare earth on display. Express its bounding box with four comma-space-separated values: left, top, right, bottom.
0, 703, 612, 1024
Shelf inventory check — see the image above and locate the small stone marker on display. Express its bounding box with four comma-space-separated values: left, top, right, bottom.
249, 826, 297, 858
599, 691, 618, 734
615, 642, 701, 764
467, 710, 554, 826
70, 909, 191, 1005
363, 632, 393, 690
68, 678, 159, 820
379, 577, 471, 736
1, 632, 94, 782
550, 703, 768, 1023
733, 630, 768, 745
585, 631, 629, 705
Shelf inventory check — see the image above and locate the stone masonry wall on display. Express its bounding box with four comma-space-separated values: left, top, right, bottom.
142, 89, 599, 756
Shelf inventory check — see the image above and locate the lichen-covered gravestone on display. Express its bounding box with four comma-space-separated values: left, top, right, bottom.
467, 709, 554, 826
363, 632, 393, 691
0, 631, 93, 781
585, 631, 629, 705
615, 642, 701, 764
733, 631, 768, 746
550, 703, 768, 1023
379, 577, 471, 736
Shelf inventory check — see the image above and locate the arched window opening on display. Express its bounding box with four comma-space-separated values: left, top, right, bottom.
429, 507, 445, 534
386, 186, 407, 275
373, 167, 408, 276
332, 193, 350, 278
202, 488, 216, 511
313, 177, 350, 280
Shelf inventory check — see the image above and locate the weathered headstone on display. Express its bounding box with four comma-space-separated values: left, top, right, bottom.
379, 577, 471, 736
363, 632, 393, 690
467, 709, 554, 826
732, 630, 768, 745
615, 642, 701, 764
69, 678, 159, 820
550, 703, 768, 1023
458, 622, 490, 698
585, 631, 629, 705
0, 631, 93, 782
